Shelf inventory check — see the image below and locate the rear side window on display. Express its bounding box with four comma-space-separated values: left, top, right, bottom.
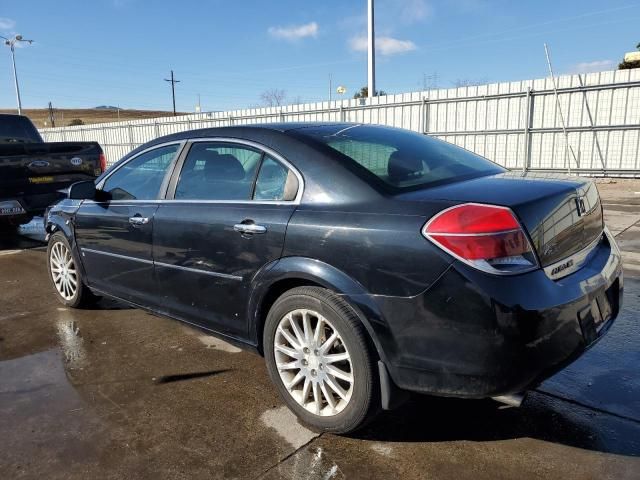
254, 156, 298, 201
294, 125, 504, 191
175, 143, 262, 200
102, 144, 179, 200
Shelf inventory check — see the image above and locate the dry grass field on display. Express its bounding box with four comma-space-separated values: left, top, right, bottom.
0, 108, 185, 129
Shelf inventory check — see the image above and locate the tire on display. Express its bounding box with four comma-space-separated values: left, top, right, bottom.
264, 286, 379, 434
47, 232, 98, 308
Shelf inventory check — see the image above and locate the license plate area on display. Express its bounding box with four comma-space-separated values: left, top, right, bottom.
0, 201, 26, 216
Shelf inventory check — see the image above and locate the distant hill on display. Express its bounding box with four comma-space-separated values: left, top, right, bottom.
0, 108, 186, 129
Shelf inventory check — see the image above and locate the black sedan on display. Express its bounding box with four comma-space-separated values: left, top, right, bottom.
45, 123, 623, 433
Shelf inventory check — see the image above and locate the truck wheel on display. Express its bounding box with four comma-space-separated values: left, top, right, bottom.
264, 286, 379, 434
47, 232, 98, 308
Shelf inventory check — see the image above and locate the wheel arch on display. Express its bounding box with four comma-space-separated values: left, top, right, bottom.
248, 257, 390, 364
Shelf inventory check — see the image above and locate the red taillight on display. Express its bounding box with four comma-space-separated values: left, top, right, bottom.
99, 153, 107, 174
423, 203, 538, 274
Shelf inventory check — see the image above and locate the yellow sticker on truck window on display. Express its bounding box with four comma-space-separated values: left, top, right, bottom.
28, 176, 54, 184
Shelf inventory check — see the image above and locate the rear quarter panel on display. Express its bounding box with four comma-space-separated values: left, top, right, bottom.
282, 207, 452, 297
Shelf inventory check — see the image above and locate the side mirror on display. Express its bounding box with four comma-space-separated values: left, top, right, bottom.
68, 180, 97, 200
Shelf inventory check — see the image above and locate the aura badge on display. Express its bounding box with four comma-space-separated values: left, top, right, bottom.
551, 259, 574, 277
70, 157, 83, 166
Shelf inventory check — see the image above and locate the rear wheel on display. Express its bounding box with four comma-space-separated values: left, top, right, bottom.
264, 286, 378, 434
47, 232, 98, 308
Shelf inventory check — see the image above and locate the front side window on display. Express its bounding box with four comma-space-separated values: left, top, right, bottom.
175, 143, 262, 200
102, 144, 179, 200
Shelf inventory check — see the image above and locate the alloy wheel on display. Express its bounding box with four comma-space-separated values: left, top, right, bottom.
274, 309, 354, 416
50, 241, 78, 301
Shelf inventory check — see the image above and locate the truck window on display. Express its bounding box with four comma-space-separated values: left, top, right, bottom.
0, 115, 43, 144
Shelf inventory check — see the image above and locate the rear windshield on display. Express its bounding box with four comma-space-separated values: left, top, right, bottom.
294, 125, 503, 191
0, 115, 43, 144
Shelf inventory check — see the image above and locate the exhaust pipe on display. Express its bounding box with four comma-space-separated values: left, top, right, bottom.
492, 393, 526, 407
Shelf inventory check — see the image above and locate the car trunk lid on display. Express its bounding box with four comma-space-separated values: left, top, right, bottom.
396, 172, 604, 268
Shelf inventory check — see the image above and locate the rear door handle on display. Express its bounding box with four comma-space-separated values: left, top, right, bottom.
233, 223, 267, 234
129, 216, 149, 226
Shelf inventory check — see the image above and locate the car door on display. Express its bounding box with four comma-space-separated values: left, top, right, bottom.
74, 143, 183, 305
152, 139, 301, 338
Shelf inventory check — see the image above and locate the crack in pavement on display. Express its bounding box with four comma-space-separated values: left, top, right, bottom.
253, 433, 325, 480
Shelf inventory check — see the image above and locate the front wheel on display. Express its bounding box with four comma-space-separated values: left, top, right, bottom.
264, 286, 378, 434
47, 232, 98, 308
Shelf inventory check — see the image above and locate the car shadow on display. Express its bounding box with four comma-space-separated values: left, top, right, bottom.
83, 296, 134, 311
354, 392, 640, 457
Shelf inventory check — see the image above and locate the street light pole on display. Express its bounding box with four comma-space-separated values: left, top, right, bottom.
367, 0, 376, 99
1, 34, 33, 115
9, 43, 22, 114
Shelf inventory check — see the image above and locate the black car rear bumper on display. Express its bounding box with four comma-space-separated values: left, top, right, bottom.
374, 228, 623, 398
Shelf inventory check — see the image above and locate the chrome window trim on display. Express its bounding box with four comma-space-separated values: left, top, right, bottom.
182, 137, 305, 205
543, 231, 604, 280
95, 140, 187, 191
95, 137, 304, 205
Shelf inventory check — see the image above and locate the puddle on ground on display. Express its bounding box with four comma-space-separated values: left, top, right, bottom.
0, 349, 103, 470
56, 312, 87, 370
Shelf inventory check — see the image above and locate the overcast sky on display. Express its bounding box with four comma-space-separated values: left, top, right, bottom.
1, 0, 638, 112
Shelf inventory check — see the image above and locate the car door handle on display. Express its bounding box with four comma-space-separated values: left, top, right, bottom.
129, 216, 149, 226
233, 223, 267, 234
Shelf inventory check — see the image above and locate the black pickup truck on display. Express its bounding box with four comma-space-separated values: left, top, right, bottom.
0, 114, 104, 227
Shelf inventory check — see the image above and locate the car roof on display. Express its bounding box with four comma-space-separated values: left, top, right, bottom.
103, 122, 389, 205
153, 122, 356, 140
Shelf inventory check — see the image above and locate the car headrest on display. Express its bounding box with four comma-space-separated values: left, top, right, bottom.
189, 146, 220, 162
205, 153, 245, 181
387, 151, 423, 182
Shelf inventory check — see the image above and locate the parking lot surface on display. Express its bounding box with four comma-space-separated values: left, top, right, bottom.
1, 179, 640, 479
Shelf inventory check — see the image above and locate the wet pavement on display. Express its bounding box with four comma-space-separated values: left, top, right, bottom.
2, 181, 640, 479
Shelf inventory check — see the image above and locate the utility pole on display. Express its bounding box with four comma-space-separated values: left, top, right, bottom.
367, 0, 376, 99
164, 70, 180, 116
329, 73, 333, 104
48, 101, 56, 128
1, 34, 34, 115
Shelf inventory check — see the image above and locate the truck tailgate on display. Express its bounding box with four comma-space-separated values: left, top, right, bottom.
0, 142, 102, 196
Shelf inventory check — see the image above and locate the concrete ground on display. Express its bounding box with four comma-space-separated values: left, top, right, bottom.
1, 179, 640, 479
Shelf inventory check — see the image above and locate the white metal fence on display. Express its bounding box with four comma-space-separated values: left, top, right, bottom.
40, 68, 640, 175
